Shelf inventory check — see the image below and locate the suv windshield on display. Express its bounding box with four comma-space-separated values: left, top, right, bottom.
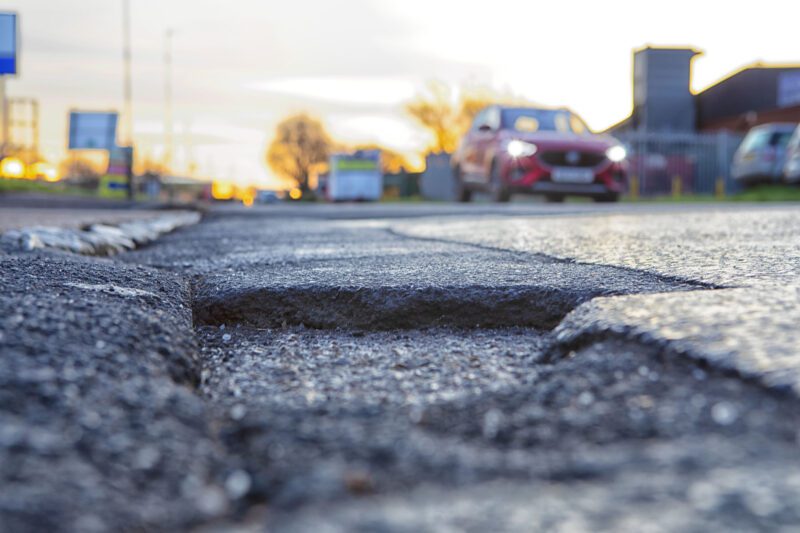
501, 108, 588, 134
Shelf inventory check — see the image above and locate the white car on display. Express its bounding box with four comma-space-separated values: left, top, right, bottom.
783, 125, 800, 184
732, 123, 796, 186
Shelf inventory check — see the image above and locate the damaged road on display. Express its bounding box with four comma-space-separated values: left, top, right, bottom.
3, 203, 800, 531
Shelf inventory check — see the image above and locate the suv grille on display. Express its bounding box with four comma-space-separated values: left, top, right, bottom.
539, 151, 607, 168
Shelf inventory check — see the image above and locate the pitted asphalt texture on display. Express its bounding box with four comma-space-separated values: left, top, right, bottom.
4, 203, 800, 531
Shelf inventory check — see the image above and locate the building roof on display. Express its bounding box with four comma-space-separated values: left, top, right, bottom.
696, 64, 800, 130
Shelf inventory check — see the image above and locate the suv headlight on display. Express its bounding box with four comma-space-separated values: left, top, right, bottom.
507, 140, 538, 158
606, 145, 627, 162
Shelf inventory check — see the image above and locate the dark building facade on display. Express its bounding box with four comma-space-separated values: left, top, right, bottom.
697, 66, 800, 131
609, 46, 800, 134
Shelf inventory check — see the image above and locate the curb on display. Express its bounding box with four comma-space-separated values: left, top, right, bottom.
1, 211, 201, 256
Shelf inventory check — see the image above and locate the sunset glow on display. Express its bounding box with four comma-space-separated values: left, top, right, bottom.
6, 0, 799, 187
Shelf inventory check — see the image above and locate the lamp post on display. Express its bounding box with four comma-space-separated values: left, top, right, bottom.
122, 0, 134, 200
164, 28, 173, 175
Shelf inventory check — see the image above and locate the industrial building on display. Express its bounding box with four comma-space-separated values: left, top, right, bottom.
609, 46, 800, 134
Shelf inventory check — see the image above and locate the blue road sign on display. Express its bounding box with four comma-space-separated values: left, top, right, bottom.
0, 12, 17, 76
68, 111, 119, 150
107, 181, 129, 190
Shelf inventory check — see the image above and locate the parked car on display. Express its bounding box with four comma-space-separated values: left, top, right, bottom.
451, 106, 628, 202
732, 123, 796, 186
783, 125, 800, 184
256, 190, 281, 204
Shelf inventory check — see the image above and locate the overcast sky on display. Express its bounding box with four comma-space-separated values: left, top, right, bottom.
5, 0, 800, 186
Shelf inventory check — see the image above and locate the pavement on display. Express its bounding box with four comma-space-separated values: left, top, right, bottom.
0, 193, 201, 232
3, 201, 800, 531
0, 207, 187, 232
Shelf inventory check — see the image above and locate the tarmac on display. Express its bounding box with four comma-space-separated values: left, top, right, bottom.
3, 202, 800, 531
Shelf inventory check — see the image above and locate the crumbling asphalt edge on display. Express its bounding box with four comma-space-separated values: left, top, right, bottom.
1, 211, 202, 256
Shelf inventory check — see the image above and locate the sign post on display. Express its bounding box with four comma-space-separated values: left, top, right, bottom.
0, 12, 19, 154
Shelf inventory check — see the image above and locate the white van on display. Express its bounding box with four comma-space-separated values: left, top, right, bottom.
327, 151, 383, 202
732, 123, 796, 186
783, 125, 800, 184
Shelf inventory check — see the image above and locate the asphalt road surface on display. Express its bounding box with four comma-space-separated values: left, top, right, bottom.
3, 202, 800, 531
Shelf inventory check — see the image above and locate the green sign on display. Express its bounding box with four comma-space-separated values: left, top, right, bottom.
336, 159, 378, 171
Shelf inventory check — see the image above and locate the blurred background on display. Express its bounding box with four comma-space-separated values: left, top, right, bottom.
1, 0, 799, 206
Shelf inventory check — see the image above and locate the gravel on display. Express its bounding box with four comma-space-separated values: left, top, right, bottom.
198, 327, 800, 531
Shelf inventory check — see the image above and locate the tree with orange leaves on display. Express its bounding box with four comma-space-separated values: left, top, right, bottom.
405, 81, 459, 154
267, 114, 332, 193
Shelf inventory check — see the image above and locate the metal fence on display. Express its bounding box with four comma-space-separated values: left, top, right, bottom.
615, 131, 745, 197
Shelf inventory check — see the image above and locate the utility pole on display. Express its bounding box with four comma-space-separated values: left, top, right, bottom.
163, 28, 173, 175
0, 77, 7, 155
122, 0, 134, 200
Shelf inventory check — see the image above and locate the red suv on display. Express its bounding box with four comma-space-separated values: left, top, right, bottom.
452, 106, 628, 202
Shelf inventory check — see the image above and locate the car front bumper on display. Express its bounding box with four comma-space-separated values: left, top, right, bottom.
501, 156, 627, 196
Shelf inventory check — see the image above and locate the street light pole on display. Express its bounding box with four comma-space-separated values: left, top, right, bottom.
164, 28, 173, 176
122, 0, 134, 200
0, 77, 7, 155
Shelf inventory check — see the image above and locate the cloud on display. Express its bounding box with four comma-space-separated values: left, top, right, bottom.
246, 76, 417, 107
328, 113, 428, 152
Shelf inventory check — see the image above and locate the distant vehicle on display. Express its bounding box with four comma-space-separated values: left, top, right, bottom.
327, 150, 382, 202
732, 123, 796, 186
783, 125, 800, 184
256, 190, 281, 204
451, 105, 628, 202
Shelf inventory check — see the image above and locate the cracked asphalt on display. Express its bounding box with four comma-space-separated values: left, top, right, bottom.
3, 202, 800, 531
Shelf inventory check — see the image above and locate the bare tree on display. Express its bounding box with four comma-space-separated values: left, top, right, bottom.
267, 114, 332, 193
59, 156, 102, 188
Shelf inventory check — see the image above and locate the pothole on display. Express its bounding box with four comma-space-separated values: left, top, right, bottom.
179, 238, 789, 529
194, 322, 800, 529
197, 325, 551, 509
